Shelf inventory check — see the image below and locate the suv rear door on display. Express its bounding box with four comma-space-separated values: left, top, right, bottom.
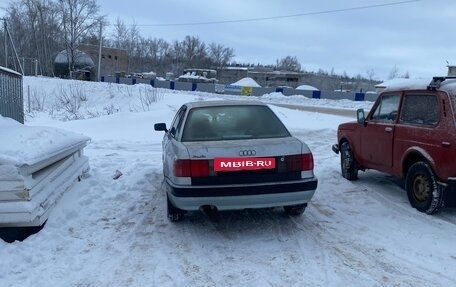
394, 91, 450, 178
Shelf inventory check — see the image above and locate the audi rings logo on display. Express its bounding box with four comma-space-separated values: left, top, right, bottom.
239, 150, 256, 156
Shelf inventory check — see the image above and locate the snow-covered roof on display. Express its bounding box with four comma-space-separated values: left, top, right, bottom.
222, 67, 249, 71
178, 73, 208, 80
231, 77, 261, 87
296, 84, 319, 91
0, 66, 22, 76
376, 78, 430, 90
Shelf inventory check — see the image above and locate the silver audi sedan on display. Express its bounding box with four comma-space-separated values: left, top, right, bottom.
154, 100, 318, 221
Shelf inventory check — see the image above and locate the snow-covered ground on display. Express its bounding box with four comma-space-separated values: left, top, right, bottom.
1, 76, 455, 287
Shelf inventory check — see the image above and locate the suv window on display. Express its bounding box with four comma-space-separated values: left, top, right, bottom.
369, 94, 400, 122
399, 94, 439, 126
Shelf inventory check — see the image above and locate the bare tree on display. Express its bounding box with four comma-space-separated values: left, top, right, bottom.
276, 56, 301, 72
366, 68, 376, 81
111, 17, 129, 50
142, 37, 170, 73
181, 35, 207, 67
57, 0, 101, 73
208, 42, 234, 68
170, 40, 185, 75
125, 21, 141, 72
388, 65, 400, 79
4, 0, 62, 76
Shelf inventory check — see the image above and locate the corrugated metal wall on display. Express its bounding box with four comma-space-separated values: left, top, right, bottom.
102, 76, 375, 101
0, 67, 24, 124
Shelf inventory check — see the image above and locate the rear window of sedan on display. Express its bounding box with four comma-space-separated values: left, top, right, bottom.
181, 105, 291, 141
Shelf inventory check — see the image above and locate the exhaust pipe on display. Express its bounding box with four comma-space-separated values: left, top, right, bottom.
199, 205, 219, 221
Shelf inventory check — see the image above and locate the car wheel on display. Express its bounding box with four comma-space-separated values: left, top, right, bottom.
340, 141, 358, 180
167, 194, 185, 222
284, 203, 307, 216
405, 162, 444, 214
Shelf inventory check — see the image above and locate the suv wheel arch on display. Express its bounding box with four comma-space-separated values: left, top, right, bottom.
339, 140, 359, 180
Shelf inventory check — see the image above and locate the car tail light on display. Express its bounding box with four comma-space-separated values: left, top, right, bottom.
173, 159, 209, 177
285, 153, 314, 171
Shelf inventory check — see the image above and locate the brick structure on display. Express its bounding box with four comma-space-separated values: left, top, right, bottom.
79, 44, 128, 77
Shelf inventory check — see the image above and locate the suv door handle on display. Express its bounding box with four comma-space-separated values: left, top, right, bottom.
442, 141, 451, 147
385, 127, 393, 133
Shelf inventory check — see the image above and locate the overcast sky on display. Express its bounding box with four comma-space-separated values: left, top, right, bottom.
96, 0, 454, 81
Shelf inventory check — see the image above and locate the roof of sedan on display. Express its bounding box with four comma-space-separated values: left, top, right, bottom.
184, 100, 267, 109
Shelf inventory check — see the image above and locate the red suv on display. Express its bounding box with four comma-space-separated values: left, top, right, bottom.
332, 77, 456, 214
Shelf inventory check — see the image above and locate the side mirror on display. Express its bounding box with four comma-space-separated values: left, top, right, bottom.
154, 123, 168, 132
356, 109, 366, 125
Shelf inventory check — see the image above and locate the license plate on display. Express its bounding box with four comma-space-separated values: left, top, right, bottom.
214, 157, 276, 172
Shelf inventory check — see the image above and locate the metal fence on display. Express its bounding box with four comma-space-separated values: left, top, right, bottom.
0, 66, 23, 123
102, 76, 377, 102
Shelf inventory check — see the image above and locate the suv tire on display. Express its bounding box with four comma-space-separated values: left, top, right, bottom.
405, 162, 444, 214
340, 142, 358, 180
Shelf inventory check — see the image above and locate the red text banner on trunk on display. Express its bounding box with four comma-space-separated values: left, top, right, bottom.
214, 157, 276, 172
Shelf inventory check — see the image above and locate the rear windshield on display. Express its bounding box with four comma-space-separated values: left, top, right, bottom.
181, 105, 291, 141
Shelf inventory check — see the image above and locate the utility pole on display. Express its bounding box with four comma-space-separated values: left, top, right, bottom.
2, 18, 7, 67
2, 17, 23, 74
97, 21, 102, 82
5, 21, 23, 74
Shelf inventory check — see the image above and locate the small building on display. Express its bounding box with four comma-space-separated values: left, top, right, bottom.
217, 67, 249, 85
78, 43, 128, 77
217, 67, 304, 88
254, 70, 301, 88
447, 65, 456, 77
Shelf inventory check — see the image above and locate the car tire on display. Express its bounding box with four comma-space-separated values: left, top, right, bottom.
284, 203, 307, 216
340, 141, 358, 180
167, 194, 185, 222
405, 162, 445, 214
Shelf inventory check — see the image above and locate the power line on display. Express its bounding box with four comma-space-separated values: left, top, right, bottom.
135, 0, 422, 27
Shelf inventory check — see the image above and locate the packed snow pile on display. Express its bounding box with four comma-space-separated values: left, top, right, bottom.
0, 116, 90, 166
0, 115, 90, 227
231, 77, 261, 87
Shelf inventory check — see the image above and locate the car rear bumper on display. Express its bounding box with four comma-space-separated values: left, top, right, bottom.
165, 177, 318, 211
